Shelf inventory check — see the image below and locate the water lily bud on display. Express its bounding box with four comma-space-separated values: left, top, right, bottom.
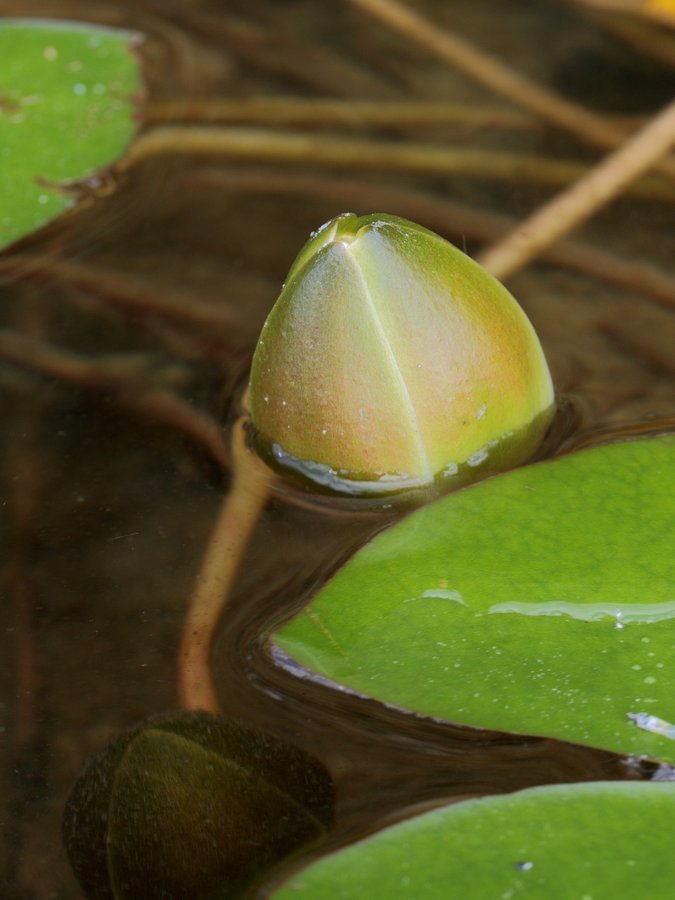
63, 711, 333, 899
249, 213, 554, 495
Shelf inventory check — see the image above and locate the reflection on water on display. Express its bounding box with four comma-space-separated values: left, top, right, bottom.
488, 600, 675, 623
1, 0, 674, 896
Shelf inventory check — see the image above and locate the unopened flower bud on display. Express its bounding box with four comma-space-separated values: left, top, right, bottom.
249, 213, 554, 495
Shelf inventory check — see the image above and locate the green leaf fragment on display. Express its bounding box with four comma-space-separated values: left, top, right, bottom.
273, 436, 675, 763
0, 19, 143, 249
271, 782, 675, 899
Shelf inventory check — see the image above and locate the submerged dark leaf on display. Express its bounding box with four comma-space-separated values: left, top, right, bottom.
63, 711, 333, 899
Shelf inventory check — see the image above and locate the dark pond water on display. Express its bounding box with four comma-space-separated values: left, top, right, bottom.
1, 0, 674, 896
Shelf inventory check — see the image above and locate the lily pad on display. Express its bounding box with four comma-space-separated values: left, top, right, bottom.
273, 436, 675, 763
0, 19, 143, 250
272, 781, 675, 899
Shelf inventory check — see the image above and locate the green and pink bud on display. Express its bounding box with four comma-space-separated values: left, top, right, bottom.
249, 213, 554, 496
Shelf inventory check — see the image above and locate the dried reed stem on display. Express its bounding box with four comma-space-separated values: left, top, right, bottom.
123, 126, 675, 200
477, 97, 675, 280
345, 0, 675, 181
179, 418, 273, 713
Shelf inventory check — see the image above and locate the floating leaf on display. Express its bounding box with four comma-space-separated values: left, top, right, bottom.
273, 436, 675, 763
272, 782, 675, 899
0, 19, 143, 250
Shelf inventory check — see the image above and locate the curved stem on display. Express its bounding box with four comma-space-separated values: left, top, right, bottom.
179, 417, 274, 713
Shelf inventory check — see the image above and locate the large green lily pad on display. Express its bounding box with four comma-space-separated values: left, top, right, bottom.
273, 436, 675, 763
272, 782, 675, 899
0, 19, 143, 249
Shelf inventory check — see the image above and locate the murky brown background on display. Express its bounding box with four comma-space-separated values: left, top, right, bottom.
1, 0, 674, 896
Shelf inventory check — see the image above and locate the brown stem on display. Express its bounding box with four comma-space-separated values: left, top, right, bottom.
345, 0, 675, 181
600, 320, 675, 378
179, 418, 273, 713
0, 257, 254, 344
477, 97, 675, 280
0, 330, 230, 472
122, 126, 675, 201
1, 299, 51, 893
147, 97, 539, 132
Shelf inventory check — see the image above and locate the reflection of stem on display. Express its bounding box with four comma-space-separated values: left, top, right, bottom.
122, 126, 675, 200
179, 418, 274, 713
478, 98, 675, 281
